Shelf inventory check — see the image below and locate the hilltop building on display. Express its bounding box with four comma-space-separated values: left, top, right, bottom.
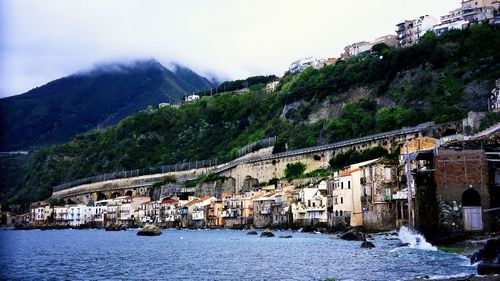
396, 15, 438, 47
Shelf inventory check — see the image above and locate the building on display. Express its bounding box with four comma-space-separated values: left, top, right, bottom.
288, 57, 323, 73
359, 159, 399, 231
118, 196, 150, 226
461, 0, 498, 23
265, 80, 280, 93
30, 203, 53, 225
184, 94, 200, 102
158, 102, 171, 108
54, 206, 69, 225
489, 78, 500, 112
253, 193, 275, 228
161, 198, 180, 227
66, 204, 92, 226
191, 196, 214, 227
396, 16, 438, 47
341, 41, 373, 59
292, 183, 328, 226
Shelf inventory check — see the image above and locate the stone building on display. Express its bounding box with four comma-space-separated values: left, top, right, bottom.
359, 158, 399, 231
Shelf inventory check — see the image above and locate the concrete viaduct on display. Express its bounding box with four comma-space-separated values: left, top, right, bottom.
51, 122, 461, 204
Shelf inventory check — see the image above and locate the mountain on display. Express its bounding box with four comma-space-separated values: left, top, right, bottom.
0, 59, 214, 150
5, 24, 500, 204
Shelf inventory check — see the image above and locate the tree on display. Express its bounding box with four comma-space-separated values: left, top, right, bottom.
284, 162, 307, 179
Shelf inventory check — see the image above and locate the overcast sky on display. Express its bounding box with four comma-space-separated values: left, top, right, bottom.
0, 0, 460, 98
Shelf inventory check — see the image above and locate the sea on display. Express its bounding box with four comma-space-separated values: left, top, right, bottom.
0, 227, 475, 281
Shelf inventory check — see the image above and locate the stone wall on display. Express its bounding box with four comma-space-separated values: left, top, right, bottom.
195, 178, 236, 198
438, 200, 464, 234
362, 204, 395, 231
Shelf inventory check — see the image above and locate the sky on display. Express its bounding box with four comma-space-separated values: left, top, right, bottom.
0, 0, 460, 98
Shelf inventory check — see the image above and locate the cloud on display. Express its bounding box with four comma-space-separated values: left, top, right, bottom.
0, 0, 459, 98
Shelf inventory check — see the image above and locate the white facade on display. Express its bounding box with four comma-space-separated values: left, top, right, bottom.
288, 57, 323, 73
192, 196, 213, 221
185, 94, 200, 102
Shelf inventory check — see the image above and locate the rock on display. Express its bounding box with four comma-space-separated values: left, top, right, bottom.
105, 223, 127, 231
247, 230, 258, 235
340, 229, 365, 241
474, 238, 500, 275
361, 241, 375, 248
137, 224, 162, 236
398, 242, 411, 247
279, 235, 292, 238
260, 230, 275, 238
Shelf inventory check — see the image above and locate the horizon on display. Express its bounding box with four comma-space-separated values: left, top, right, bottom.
0, 0, 459, 98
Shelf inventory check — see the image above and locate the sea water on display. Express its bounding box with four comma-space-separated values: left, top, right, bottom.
0, 229, 475, 280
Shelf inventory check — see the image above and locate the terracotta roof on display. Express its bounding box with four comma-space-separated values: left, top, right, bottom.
222, 193, 232, 198
161, 198, 178, 204
340, 167, 362, 176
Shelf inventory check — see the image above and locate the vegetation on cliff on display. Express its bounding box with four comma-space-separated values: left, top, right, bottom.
5, 25, 500, 204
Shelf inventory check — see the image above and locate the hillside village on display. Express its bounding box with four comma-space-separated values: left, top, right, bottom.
2, 1, 500, 241
4, 116, 497, 242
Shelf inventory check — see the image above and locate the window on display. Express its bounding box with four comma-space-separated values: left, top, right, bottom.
335, 198, 338, 204
341, 182, 344, 189
348, 181, 351, 189
384, 167, 392, 180
308, 200, 311, 207
340, 197, 343, 204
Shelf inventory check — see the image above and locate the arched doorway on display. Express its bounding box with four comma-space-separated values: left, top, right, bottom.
462, 188, 483, 231
125, 190, 133, 197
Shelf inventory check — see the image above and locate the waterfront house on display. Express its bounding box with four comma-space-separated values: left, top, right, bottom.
119, 196, 150, 226
358, 158, 399, 231
291, 183, 328, 227
179, 198, 198, 227
54, 206, 68, 225
329, 159, 379, 227
191, 196, 214, 227
252, 193, 275, 228
30, 202, 53, 225
161, 198, 180, 227
221, 193, 241, 228
66, 204, 88, 226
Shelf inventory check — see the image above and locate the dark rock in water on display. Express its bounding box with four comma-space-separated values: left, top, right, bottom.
279, 235, 292, 238
260, 230, 275, 237
247, 230, 258, 235
473, 238, 500, 275
137, 224, 162, 236
398, 242, 411, 247
106, 223, 127, 231
340, 229, 365, 241
361, 241, 375, 248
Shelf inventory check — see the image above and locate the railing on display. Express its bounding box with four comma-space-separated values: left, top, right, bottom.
238, 136, 276, 157
53, 158, 220, 192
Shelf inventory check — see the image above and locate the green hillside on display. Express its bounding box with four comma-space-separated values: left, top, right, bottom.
0, 59, 213, 151
5, 25, 500, 204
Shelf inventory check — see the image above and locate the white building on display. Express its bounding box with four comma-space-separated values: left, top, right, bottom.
192, 196, 214, 221
292, 182, 328, 224
184, 94, 200, 102
119, 196, 150, 226
66, 204, 92, 226
288, 57, 323, 73
54, 206, 68, 224
396, 15, 438, 47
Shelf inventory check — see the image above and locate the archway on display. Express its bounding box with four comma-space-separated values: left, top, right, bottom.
111, 192, 121, 199
462, 188, 481, 207
461, 188, 483, 231
96, 192, 107, 201
125, 190, 133, 197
